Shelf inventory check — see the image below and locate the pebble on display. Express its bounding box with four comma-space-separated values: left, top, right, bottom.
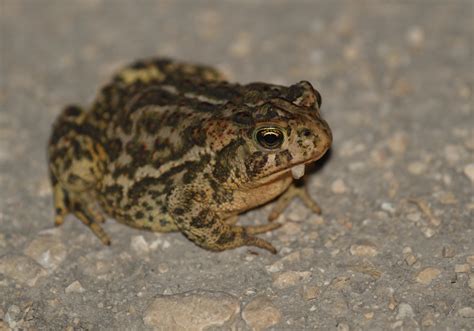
454, 264, 471, 273
0, 254, 47, 287
468, 275, 474, 289
130, 235, 150, 255
266, 251, 301, 273
444, 145, 462, 163
272, 271, 311, 289
349, 241, 378, 257
381, 202, 396, 214
302, 285, 320, 301
242, 296, 282, 331
421, 227, 436, 238
24, 235, 66, 271
337, 322, 350, 331
286, 203, 311, 222
331, 179, 348, 194
387, 132, 408, 155
421, 312, 436, 327
229, 32, 251, 58
330, 276, 351, 290
457, 307, 474, 318
436, 191, 457, 205
0, 233, 6, 249
65, 280, 85, 294
442, 246, 456, 258
143, 290, 239, 329
158, 263, 169, 274
388, 295, 398, 311
364, 311, 374, 320
279, 222, 301, 242
4, 305, 21, 329
463, 163, 474, 183
396, 303, 415, 320
415, 267, 441, 285
406, 26, 425, 48
402, 247, 417, 266
467, 255, 474, 265
407, 161, 426, 175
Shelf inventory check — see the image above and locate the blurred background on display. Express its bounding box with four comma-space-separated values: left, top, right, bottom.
1, 1, 473, 329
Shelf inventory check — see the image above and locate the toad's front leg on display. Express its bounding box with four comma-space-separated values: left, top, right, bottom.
169, 188, 281, 253
268, 180, 322, 222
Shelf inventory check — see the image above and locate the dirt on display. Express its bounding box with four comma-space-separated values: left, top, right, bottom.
1, 1, 473, 330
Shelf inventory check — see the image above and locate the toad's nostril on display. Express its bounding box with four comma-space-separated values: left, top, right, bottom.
301, 128, 312, 137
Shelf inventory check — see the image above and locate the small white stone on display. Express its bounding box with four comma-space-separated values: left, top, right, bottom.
444, 145, 461, 163
130, 235, 150, 254
458, 307, 474, 318
403, 247, 417, 266
421, 227, 436, 238
381, 202, 396, 214
266, 251, 301, 273
454, 264, 471, 273
331, 179, 348, 194
442, 246, 456, 258
364, 312, 375, 320
350, 241, 378, 257
388, 131, 408, 155
149, 238, 162, 250
242, 296, 282, 331
272, 271, 311, 289
421, 312, 436, 327
467, 255, 474, 265
464, 163, 474, 183
468, 275, 474, 289
416, 267, 441, 285
143, 290, 239, 329
24, 235, 67, 271
408, 161, 426, 175
158, 263, 169, 274
65, 280, 85, 294
406, 26, 425, 48
302, 285, 320, 301
396, 303, 415, 320
5, 305, 21, 329
0, 254, 47, 287
337, 322, 350, 331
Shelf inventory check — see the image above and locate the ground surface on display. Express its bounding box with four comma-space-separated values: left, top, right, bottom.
0, 1, 473, 330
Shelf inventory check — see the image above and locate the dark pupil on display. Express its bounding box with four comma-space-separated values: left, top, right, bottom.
257, 129, 282, 148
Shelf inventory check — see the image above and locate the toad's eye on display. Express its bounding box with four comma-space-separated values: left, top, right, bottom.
254, 127, 285, 149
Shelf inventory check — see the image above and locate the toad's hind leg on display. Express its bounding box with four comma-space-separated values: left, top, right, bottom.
48, 105, 110, 244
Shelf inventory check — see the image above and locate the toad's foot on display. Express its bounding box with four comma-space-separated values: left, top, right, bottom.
268, 182, 321, 222
51, 179, 110, 245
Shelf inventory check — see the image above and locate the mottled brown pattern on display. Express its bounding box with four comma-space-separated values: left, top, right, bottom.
47, 57, 332, 253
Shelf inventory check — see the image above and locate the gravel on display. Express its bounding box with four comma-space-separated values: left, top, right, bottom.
1, 0, 473, 329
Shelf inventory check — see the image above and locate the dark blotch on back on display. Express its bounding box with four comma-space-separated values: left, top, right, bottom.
107, 138, 123, 161
213, 138, 245, 183
232, 111, 254, 125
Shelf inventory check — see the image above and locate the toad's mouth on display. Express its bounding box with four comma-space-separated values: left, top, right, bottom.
256, 150, 329, 185
288, 154, 323, 180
